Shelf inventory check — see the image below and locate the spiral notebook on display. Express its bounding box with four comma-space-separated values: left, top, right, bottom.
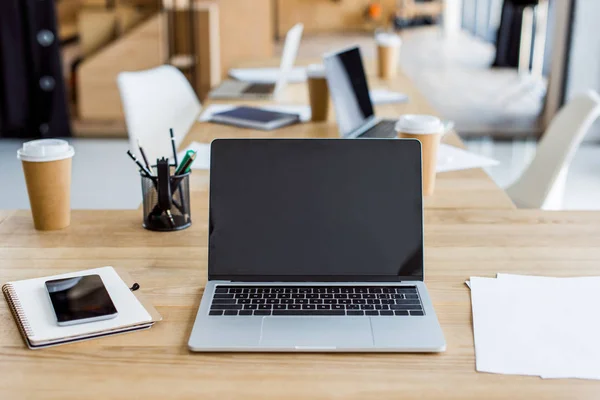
2, 266, 161, 349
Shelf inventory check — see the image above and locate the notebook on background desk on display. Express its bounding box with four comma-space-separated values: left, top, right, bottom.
210, 106, 301, 130
3, 266, 161, 349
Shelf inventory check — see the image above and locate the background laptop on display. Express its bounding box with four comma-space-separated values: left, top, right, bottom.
188, 139, 446, 352
324, 46, 398, 138
209, 24, 303, 100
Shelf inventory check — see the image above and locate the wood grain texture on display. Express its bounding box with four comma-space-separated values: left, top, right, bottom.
78, 14, 168, 121
196, 0, 274, 79
193, 2, 220, 101
2, 209, 600, 398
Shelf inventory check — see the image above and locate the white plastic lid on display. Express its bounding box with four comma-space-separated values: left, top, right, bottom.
375, 32, 402, 47
17, 139, 75, 162
306, 64, 326, 78
395, 114, 444, 135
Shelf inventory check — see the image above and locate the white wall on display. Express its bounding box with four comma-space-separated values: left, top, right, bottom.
565, 0, 600, 140
443, 0, 463, 38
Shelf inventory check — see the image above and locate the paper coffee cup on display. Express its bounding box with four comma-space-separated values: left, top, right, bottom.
17, 139, 75, 230
307, 64, 330, 122
395, 115, 443, 196
375, 32, 401, 79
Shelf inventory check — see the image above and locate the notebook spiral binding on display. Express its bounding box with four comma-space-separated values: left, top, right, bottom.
2, 284, 35, 339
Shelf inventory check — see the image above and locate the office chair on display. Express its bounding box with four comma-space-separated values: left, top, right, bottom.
505, 90, 600, 210
117, 65, 202, 163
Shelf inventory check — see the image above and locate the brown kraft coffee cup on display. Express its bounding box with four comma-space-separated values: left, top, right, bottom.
376, 32, 401, 79
395, 115, 444, 196
18, 139, 75, 230
307, 64, 329, 122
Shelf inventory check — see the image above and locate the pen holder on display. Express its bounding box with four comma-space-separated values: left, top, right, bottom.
141, 168, 191, 231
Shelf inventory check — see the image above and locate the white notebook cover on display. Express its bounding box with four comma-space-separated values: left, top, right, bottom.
4, 266, 152, 345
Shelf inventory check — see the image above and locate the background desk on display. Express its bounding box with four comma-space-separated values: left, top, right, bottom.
182, 63, 515, 211
2, 63, 600, 399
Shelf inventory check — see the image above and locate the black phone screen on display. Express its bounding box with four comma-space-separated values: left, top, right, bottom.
45, 274, 118, 324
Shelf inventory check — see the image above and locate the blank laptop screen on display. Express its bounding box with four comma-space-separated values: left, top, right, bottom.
324, 47, 375, 137
208, 139, 423, 281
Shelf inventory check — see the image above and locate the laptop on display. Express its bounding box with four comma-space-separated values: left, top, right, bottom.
324, 46, 398, 139
208, 24, 304, 100
188, 139, 446, 352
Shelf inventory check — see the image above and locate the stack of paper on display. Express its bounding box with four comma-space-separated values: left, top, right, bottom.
468, 274, 600, 380
228, 67, 307, 83
437, 144, 499, 172
369, 89, 409, 105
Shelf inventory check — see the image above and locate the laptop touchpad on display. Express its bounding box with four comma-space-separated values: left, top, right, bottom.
259, 318, 373, 348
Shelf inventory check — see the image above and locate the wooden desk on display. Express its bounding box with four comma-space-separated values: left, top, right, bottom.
3, 63, 600, 399
2, 209, 600, 398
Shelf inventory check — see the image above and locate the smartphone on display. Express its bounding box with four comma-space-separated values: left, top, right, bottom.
45, 274, 118, 326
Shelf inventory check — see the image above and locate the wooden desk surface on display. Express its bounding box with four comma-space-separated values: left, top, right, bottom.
2, 209, 600, 398
3, 64, 600, 399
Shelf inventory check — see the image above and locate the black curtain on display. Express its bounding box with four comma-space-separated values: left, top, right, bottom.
492, 0, 540, 68
0, 0, 71, 138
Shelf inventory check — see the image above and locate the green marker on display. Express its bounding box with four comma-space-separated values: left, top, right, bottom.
174, 150, 197, 175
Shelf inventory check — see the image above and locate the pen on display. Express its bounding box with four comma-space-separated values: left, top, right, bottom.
137, 140, 151, 171
126, 150, 153, 177
174, 150, 196, 175
175, 151, 197, 175
170, 128, 178, 167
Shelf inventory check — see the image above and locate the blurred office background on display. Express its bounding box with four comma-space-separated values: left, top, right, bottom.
0, 0, 599, 209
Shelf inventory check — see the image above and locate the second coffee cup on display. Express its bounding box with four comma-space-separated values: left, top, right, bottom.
376, 32, 401, 79
395, 115, 444, 196
307, 64, 330, 122
17, 139, 75, 230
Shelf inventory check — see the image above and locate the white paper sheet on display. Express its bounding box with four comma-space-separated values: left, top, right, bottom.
369, 89, 409, 105
177, 141, 211, 170
469, 274, 600, 380
494, 274, 600, 379
228, 67, 307, 83
198, 104, 311, 123
436, 144, 499, 173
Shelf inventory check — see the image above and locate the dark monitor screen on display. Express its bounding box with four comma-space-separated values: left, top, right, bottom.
324, 47, 375, 137
208, 139, 423, 281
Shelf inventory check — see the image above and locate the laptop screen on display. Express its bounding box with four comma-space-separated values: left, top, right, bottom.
208, 139, 424, 281
324, 47, 375, 137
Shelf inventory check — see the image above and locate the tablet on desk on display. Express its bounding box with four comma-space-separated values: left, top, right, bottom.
209, 106, 301, 131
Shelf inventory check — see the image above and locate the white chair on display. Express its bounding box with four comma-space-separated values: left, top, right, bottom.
505, 90, 600, 210
117, 65, 201, 164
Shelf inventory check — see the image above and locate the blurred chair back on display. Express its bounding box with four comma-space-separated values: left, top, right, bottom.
117, 65, 201, 163
506, 90, 600, 209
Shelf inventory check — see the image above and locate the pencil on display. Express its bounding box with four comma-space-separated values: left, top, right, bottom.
126, 150, 153, 177
170, 128, 178, 167
137, 140, 151, 171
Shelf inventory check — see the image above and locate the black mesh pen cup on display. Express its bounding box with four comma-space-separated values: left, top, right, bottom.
141, 168, 191, 231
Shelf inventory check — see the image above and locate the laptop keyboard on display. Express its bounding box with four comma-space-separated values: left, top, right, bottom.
360, 120, 398, 138
243, 83, 276, 94
208, 286, 424, 316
